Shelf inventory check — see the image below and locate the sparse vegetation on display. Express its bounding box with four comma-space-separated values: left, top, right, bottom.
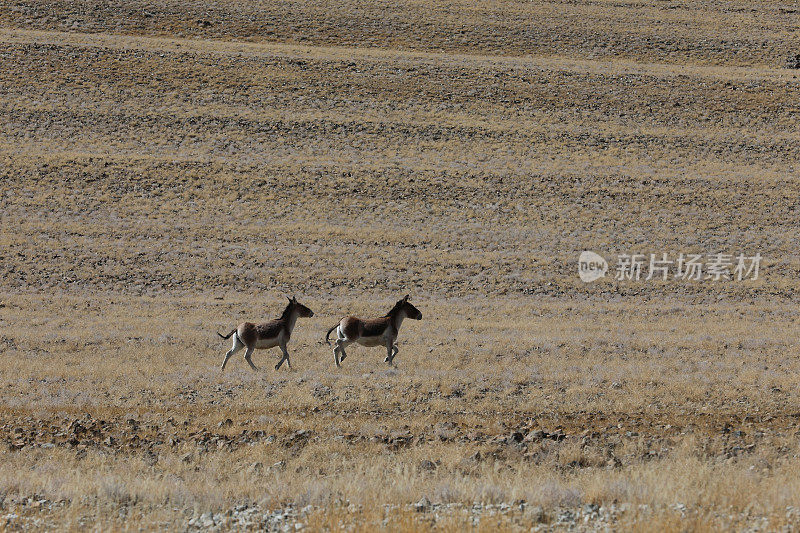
1, 0, 799, 530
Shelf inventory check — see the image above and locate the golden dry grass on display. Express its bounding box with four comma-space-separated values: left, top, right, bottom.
1, 0, 800, 530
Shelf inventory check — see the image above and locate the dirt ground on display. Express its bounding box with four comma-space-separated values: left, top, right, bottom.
1, 0, 799, 530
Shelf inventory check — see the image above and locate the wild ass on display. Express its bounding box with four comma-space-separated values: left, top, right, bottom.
325, 295, 422, 367
218, 297, 314, 371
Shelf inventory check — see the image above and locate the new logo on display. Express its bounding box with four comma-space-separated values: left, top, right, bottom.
578, 251, 608, 283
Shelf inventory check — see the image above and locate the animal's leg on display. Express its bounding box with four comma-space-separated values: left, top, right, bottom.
386, 343, 399, 365
221, 335, 244, 371
276, 343, 291, 371
384, 341, 394, 365
336, 328, 351, 362
335, 338, 351, 364
333, 342, 341, 367
243, 346, 258, 371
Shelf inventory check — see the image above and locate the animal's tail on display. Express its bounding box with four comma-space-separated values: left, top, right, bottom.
325, 323, 339, 345
217, 328, 237, 340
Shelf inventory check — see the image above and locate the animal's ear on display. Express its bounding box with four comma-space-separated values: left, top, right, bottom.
403, 294, 410, 301
287, 295, 292, 302
292, 295, 297, 302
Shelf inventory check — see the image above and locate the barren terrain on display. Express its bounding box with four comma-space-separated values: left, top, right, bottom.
1, 0, 800, 530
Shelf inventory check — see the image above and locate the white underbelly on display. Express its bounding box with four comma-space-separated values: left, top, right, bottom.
255, 335, 281, 349
357, 335, 386, 347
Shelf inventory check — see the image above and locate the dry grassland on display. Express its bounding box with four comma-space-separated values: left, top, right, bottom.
1, 0, 800, 530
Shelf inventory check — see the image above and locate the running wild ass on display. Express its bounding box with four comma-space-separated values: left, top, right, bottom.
218, 297, 314, 371
325, 295, 422, 367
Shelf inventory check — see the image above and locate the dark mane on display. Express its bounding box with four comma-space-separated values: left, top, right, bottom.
280, 301, 294, 320
383, 300, 403, 317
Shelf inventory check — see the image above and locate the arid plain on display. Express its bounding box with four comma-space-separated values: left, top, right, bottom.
1, 0, 800, 530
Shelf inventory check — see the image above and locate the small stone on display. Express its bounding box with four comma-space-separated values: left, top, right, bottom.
583, 503, 599, 514
418, 459, 437, 472
414, 496, 431, 512
524, 429, 546, 442
456, 451, 482, 472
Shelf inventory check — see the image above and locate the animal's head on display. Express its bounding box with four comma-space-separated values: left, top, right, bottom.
288, 296, 314, 318
398, 294, 422, 320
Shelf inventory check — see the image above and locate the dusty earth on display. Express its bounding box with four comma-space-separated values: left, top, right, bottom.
1, 0, 800, 530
